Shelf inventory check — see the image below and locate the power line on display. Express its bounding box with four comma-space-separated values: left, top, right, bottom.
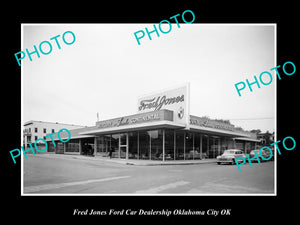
228, 117, 274, 121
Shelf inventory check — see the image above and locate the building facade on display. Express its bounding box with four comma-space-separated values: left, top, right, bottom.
45, 84, 260, 160
23, 120, 85, 149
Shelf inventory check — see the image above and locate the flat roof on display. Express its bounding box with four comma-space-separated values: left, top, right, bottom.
24, 120, 86, 127
80, 120, 186, 135
45, 109, 259, 142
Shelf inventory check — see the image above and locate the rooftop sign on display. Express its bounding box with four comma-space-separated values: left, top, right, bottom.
137, 84, 190, 127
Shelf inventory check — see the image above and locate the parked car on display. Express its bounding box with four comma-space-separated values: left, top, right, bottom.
249, 149, 272, 162
217, 149, 246, 165
186, 150, 202, 159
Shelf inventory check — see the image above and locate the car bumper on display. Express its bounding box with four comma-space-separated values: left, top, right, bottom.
217, 158, 233, 163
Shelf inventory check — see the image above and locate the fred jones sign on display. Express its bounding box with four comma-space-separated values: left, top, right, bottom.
138, 95, 184, 112
137, 84, 190, 125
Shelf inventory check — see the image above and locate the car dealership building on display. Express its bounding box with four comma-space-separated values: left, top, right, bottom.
45, 84, 260, 161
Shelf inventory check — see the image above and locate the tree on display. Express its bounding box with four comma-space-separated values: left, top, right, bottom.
264, 130, 272, 145
250, 129, 261, 134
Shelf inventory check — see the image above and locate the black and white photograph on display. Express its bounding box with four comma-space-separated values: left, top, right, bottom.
21, 24, 276, 195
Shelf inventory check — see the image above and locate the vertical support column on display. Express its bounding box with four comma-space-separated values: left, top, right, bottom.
118, 134, 121, 159
94, 137, 97, 156
63, 142, 66, 154
200, 134, 203, 160
183, 132, 186, 160
149, 132, 151, 160
174, 130, 176, 160
126, 134, 129, 160
192, 133, 195, 160
207, 136, 209, 158
218, 138, 221, 156
137, 131, 140, 160
79, 139, 82, 155
24, 133, 27, 150
162, 129, 165, 162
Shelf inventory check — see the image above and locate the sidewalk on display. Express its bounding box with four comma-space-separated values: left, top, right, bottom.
35, 153, 217, 166
123, 158, 217, 166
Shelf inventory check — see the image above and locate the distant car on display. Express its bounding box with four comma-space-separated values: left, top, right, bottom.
249, 149, 272, 162
217, 149, 246, 165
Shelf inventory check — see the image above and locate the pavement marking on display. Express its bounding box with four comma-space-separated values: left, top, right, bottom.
186, 182, 274, 194
135, 181, 189, 194
24, 176, 130, 193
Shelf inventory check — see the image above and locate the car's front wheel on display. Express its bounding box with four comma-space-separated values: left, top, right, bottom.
232, 159, 236, 165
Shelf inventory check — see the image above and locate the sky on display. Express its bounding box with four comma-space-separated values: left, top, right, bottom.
22, 24, 275, 133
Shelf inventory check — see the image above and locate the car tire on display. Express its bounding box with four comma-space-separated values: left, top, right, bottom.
217, 162, 221, 165
260, 157, 264, 163
232, 159, 236, 165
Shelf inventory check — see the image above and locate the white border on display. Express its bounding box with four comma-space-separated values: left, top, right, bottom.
21, 23, 277, 196
21, 24, 24, 195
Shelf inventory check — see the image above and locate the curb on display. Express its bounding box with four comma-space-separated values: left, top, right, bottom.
125, 160, 217, 166
33, 154, 217, 166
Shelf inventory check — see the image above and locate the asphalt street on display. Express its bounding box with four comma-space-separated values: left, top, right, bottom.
23, 154, 275, 194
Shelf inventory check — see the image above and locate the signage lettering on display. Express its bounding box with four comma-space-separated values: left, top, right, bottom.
138, 95, 184, 111
137, 84, 189, 126
190, 117, 235, 131
97, 113, 160, 129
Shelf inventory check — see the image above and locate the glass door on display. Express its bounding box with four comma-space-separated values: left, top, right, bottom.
119, 133, 128, 159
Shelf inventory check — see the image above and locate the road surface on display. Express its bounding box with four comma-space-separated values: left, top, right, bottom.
23, 154, 275, 194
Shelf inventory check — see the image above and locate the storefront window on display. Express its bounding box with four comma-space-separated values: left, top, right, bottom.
120, 133, 127, 146
149, 129, 163, 160
207, 136, 217, 158
245, 142, 251, 154
185, 132, 194, 160
202, 135, 208, 159
220, 137, 229, 155
139, 131, 150, 160
227, 139, 235, 149
119, 133, 127, 159
56, 141, 64, 154
235, 140, 244, 151
91, 130, 252, 161
194, 133, 201, 159
96, 136, 103, 154
96, 136, 110, 156
47, 141, 55, 152
111, 134, 119, 158
128, 132, 138, 159
65, 139, 80, 153
175, 131, 184, 160
165, 129, 174, 160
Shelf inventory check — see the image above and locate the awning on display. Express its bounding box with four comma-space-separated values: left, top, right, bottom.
189, 125, 254, 138
234, 137, 261, 142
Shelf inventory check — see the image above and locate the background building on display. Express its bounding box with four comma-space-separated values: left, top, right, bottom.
23, 120, 85, 150
257, 131, 274, 145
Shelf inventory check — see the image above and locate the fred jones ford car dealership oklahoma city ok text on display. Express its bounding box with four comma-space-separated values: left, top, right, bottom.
42, 83, 261, 161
